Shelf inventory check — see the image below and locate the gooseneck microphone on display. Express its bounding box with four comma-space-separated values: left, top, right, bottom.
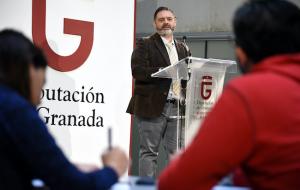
182, 36, 191, 56
182, 36, 192, 81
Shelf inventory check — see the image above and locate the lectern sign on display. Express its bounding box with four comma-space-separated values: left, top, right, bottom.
184, 58, 236, 147
191, 72, 222, 122
200, 76, 213, 100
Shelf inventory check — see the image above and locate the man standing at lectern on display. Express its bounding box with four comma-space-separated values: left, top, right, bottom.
126, 7, 189, 177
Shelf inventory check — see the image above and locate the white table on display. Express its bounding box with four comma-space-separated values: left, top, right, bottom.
110, 176, 251, 190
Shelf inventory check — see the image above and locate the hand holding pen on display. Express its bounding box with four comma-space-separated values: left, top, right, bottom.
101, 127, 129, 177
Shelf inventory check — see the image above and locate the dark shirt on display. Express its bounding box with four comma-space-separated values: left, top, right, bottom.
0, 85, 118, 190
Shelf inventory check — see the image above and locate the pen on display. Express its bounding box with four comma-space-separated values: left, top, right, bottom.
108, 127, 112, 150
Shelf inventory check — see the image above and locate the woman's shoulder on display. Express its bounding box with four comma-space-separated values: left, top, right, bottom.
0, 85, 33, 114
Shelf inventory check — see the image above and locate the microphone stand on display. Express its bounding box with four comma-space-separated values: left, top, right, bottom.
177, 36, 192, 149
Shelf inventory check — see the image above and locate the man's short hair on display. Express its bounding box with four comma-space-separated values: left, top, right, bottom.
153, 6, 175, 20
233, 0, 300, 62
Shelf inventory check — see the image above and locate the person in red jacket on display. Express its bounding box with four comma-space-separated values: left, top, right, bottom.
158, 0, 300, 189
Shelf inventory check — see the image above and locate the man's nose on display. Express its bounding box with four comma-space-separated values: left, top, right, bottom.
162, 18, 169, 24
163, 20, 170, 25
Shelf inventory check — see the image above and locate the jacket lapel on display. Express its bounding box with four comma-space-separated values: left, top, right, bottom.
153, 33, 171, 66
175, 40, 185, 60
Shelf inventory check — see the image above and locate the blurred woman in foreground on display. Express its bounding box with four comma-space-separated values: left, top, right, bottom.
0, 29, 128, 190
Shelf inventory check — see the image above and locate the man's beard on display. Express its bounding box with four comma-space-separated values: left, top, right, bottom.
156, 23, 175, 36
157, 28, 173, 36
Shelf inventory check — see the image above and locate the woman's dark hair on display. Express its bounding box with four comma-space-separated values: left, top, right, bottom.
0, 29, 47, 100
233, 0, 300, 63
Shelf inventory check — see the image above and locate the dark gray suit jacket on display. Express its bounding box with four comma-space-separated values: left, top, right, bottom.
126, 33, 189, 118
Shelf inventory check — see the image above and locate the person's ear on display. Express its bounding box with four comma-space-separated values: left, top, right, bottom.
152, 21, 156, 29
235, 47, 248, 65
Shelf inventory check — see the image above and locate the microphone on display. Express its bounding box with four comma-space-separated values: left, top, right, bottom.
182, 36, 192, 81
182, 36, 191, 56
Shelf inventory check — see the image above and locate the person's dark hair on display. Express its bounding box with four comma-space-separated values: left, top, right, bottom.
153, 6, 175, 20
233, 0, 300, 63
0, 29, 47, 101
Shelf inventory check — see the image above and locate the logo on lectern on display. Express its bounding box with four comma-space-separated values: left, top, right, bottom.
32, 0, 94, 72
200, 76, 213, 100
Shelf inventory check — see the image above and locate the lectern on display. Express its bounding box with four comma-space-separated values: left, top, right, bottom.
152, 57, 236, 149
